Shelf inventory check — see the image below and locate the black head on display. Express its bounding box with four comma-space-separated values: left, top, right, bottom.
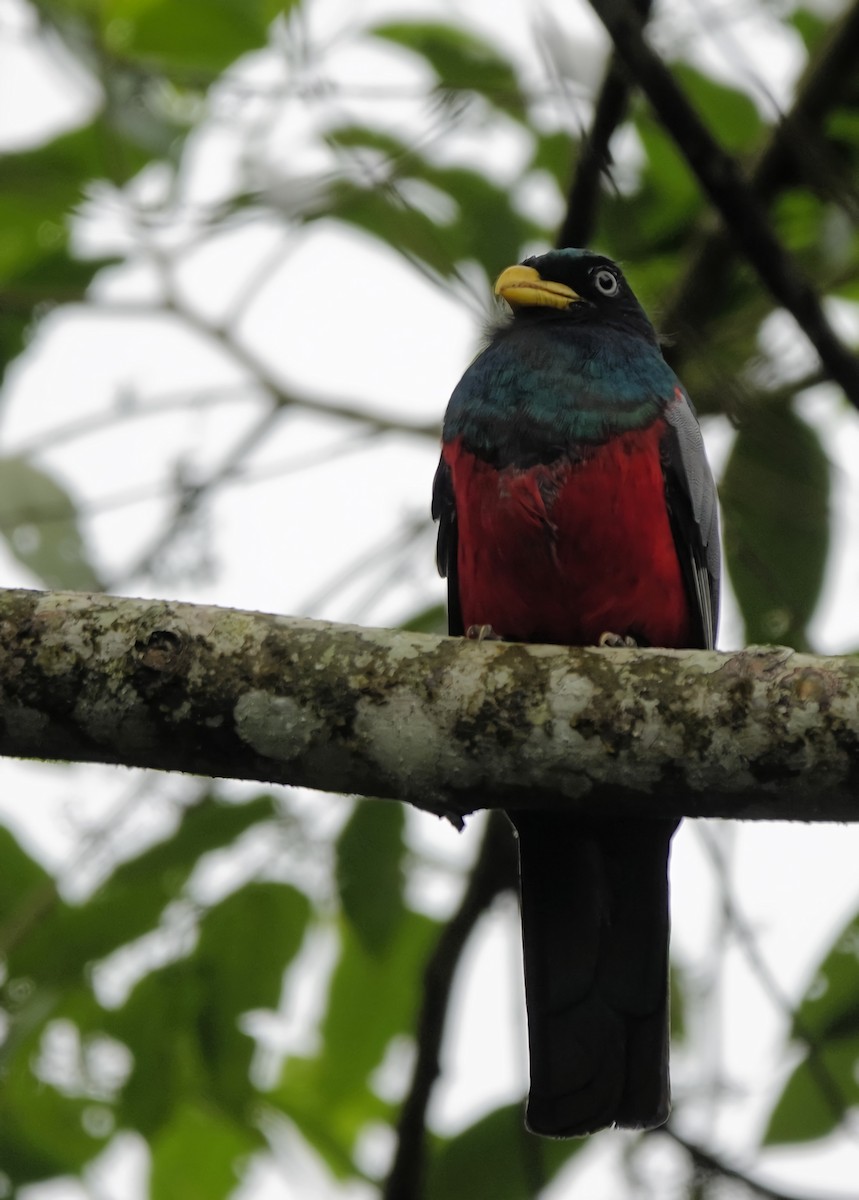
495, 249, 658, 344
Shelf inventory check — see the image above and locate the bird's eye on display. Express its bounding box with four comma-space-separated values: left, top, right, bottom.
592, 268, 619, 297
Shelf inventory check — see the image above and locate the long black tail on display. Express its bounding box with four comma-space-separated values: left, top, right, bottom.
509, 810, 679, 1138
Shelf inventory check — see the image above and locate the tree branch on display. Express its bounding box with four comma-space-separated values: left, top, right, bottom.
664, 1128, 846, 1200
586, 0, 859, 407
660, 0, 859, 382
383, 812, 518, 1200
3, 588, 859, 821
557, 0, 652, 249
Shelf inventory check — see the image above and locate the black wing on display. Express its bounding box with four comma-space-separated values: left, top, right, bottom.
431, 455, 464, 637
661, 397, 721, 650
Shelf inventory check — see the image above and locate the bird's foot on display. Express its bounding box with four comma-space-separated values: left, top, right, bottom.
466, 624, 502, 642
598, 631, 638, 648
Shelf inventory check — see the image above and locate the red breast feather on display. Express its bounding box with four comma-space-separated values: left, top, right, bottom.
444, 425, 692, 648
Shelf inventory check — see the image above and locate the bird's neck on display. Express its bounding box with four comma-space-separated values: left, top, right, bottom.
444, 321, 678, 467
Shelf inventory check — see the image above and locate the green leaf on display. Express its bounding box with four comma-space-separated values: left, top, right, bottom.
327, 124, 411, 160
790, 8, 829, 53
825, 108, 859, 146
106, 960, 208, 1136
0, 824, 59, 1002
318, 910, 438, 1104
612, 109, 702, 247
0, 133, 89, 280
263, 0, 300, 24
530, 130, 573, 191
336, 801, 406, 954
0, 802, 291, 1179
721, 401, 830, 649
0, 992, 110, 1184
0, 825, 53, 918
0, 456, 101, 590
617, 69, 762, 258
0, 115, 179, 380
106, 883, 308, 1134
325, 129, 543, 275
790, 911, 859, 1043
110, 0, 275, 74
275, 908, 440, 1161
110, 793, 278, 891
421, 164, 545, 276
370, 22, 526, 122
195, 881, 311, 1105
0, 249, 116, 384
773, 189, 828, 255
671, 65, 763, 153
426, 1103, 584, 1200
150, 1101, 256, 1200
0, 123, 156, 280
6, 795, 277, 988
401, 602, 447, 635
763, 910, 859, 1144
324, 180, 460, 278
763, 1034, 859, 1145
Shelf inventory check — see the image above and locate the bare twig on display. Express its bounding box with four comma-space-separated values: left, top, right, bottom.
298, 515, 428, 617
557, 0, 653, 249
0, 428, 379, 541
664, 1127, 848, 1200
8, 385, 259, 458
86, 297, 439, 441
383, 812, 517, 1200
89, 293, 437, 584
698, 825, 850, 1137
587, 0, 859, 407
661, 0, 859, 380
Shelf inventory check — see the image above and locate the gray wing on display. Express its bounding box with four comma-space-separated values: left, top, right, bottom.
662, 395, 721, 650
431, 455, 464, 637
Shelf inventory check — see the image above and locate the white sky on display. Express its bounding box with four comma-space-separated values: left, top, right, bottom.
2, 0, 859, 1197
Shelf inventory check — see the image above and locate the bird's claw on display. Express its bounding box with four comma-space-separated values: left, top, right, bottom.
598, 631, 638, 648
466, 624, 502, 642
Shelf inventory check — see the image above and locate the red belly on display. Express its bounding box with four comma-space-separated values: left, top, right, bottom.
445, 427, 692, 648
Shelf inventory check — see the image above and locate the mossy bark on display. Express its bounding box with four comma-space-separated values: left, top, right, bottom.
1, 587, 858, 821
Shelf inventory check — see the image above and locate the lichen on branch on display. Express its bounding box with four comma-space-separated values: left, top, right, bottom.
1, 587, 858, 822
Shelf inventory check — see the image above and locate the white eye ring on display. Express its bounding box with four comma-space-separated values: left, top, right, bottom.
592, 268, 619, 296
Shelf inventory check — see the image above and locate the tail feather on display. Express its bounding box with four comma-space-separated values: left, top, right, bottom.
510, 809, 678, 1137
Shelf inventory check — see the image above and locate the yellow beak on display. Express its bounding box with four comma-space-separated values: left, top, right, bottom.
494, 264, 581, 310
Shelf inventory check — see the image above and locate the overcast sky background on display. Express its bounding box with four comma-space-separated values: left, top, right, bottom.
2, 0, 859, 1196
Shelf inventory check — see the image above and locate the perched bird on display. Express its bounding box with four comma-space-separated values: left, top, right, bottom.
432, 248, 720, 1137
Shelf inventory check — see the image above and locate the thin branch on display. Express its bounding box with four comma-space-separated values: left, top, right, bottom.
661, 0, 859, 375
749, 0, 859, 215
664, 1127, 848, 1200
8, 385, 259, 458
0, 428, 378, 536
85, 297, 439, 440
4, 589, 859, 821
587, 0, 859, 407
383, 812, 518, 1200
557, 0, 653, 249
0, 774, 205, 961
88, 292, 437, 584
298, 514, 428, 616
698, 825, 850, 1135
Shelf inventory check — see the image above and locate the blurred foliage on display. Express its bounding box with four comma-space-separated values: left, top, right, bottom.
0, 456, 103, 589
1, 0, 859, 1196
720, 401, 830, 650
425, 1103, 584, 1199
764, 909, 859, 1146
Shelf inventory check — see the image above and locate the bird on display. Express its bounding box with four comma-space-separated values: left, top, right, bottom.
432, 248, 720, 1138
